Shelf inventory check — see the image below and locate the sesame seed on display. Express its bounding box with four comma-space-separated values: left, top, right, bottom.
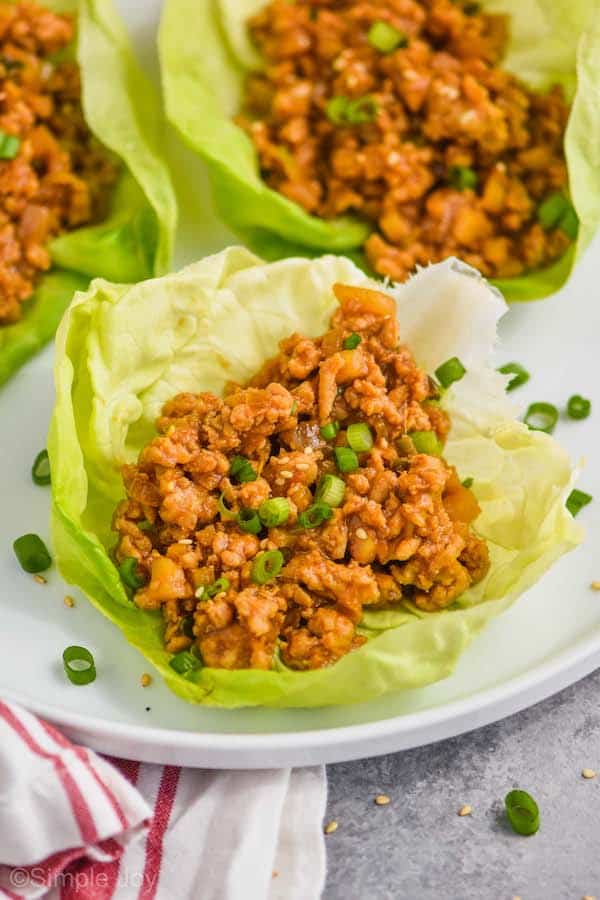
356, 528, 368, 540
281, 470, 293, 479
178, 539, 193, 545
458, 805, 472, 817
141, 673, 152, 688
324, 820, 338, 835
374, 794, 390, 806
582, 768, 597, 779
591, 582, 600, 591
34, 575, 47, 585
64, 595, 75, 608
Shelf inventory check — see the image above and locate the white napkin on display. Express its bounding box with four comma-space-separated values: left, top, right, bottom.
0, 700, 327, 900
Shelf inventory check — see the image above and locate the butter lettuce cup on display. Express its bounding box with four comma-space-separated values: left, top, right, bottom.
159, 0, 600, 301
0, 0, 176, 387
49, 248, 581, 708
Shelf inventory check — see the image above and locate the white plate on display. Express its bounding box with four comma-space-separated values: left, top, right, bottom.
0, 0, 599, 768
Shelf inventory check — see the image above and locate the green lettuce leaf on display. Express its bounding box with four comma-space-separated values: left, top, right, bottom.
49, 249, 582, 708
158, 0, 600, 302
0, 0, 176, 388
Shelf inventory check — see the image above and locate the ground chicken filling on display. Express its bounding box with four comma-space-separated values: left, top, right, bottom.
113, 283, 490, 672
239, 0, 573, 283
0, 1, 118, 324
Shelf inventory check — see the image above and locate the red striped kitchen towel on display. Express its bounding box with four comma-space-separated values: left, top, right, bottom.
0, 700, 327, 900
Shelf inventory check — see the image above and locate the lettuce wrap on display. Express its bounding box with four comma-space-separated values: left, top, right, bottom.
158, 0, 600, 302
0, 0, 176, 388
49, 247, 582, 708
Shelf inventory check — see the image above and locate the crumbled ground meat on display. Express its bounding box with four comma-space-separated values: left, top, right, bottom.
0, 1, 118, 324
238, 0, 572, 282
114, 282, 489, 671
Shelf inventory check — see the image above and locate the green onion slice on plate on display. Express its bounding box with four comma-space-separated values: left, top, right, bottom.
524, 402, 558, 434
63, 645, 96, 686
566, 489, 592, 517
13, 533, 51, 574
505, 789, 540, 836
566, 394, 591, 420
320, 421, 339, 441
31, 449, 51, 486
497, 362, 530, 392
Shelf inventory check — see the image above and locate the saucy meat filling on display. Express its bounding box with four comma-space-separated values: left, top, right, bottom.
113, 283, 489, 671
0, 1, 118, 324
239, 0, 573, 283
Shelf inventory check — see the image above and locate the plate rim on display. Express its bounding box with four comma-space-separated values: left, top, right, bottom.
3, 630, 599, 765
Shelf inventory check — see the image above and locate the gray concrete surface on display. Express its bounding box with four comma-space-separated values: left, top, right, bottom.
324, 667, 600, 900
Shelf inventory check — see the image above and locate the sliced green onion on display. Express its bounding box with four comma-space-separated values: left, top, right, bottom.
31, 449, 51, 486
334, 446, 359, 473
206, 576, 231, 598
343, 332, 361, 350
182, 615, 195, 638
409, 430, 442, 456
259, 497, 290, 527
252, 549, 284, 584
316, 474, 346, 507
230, 455, 257, 483
559, 204, 579, 240
169, 650, 200, 678
505, 790, 540, 836
462, 477, 474, 489
537, 192, 569, 230
346, 95, 378, 124
367, 20, 408, 53
13, 533, 51, 574
118, 556, 145, 590
347, 422, 374, 453
237, 508, 262, 534
435, 357, 466, 389
218, 492, 236, 520
63, 645, 96, 686
326, 95, 350, 125
0, 129, 20, 160
524, 402, 558, 434
320, 421, 340, 441
566, 489, 592, 517
298, 502, 333, 529
290, 400, 298, 415
498, 362, 530, 392
567, 394, 591, 420
449, 165, 478, 191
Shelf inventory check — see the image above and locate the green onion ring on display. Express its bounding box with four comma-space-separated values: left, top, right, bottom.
342, 332, 361, 350
435, 356, 467, 389
118, 556, 145, 590
218, 492, 237, 520
237, 508, 262, 534
409, 431, 442, 456
497, 362, 530, 392
334, 446, 359, 473
505, 790, 540, 836
347, 422, 374, 453
13, 533, 52, 574
259, 497, 290, 527
31, 449, 51, 486
566, 394, 591, 420
316, 474, 346, 508
566, 489, 592, 517
63, 646, 96, 686
169, 650, 200, 678
524, 402, 559, 434
298, 502, 333, 529
205, 576, 230, 598
252, 550, 284, 584
320, 421, 340, 441
230, 455, 257, 483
